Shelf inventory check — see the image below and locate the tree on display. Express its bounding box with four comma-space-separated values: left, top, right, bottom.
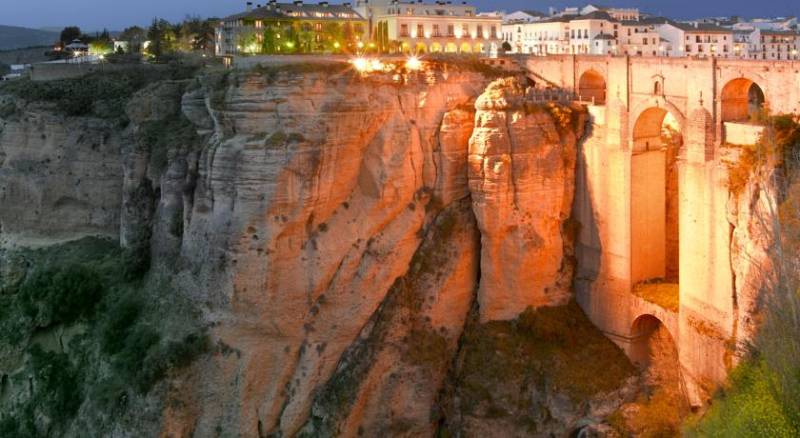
262, 26, 279, 54
120, 26, 147, 53
323, 22, 343, 52
147, 18, 177, 59
237, 30, 260, 55
60, 26, 81, 44
0, 62, 9, 77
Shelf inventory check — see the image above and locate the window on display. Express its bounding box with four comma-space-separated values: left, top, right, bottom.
477, 25, 483, 37
400, 24, 409, 37
447, 24, 454, 36
433, 24, 440, 37
491, 26, 497, 38
417, 24, 424, 37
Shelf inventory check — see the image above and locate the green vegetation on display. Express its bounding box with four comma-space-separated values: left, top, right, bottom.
139, 113, 201, 176
0, 66, 199, 120
728, 114, 800, 196
454, 301, 636, 418
0, 237, 208, 437
239, 20, 364, 55
687, 360, 797, 437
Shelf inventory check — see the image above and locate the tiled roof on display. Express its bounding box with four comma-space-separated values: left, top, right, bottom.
573, 10, 614, 21
760, 29, 799, 36
523, 10, 547, 18
223, 2, 365, 22
668, 21, 732, 33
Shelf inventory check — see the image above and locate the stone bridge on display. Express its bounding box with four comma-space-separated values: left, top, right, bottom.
523, 55, 800, 402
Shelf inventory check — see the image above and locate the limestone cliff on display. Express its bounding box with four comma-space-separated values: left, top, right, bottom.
0, 94, 123, 247
468, 78, 586, 322
0, 67, 648, 437
170, 67, 490, 436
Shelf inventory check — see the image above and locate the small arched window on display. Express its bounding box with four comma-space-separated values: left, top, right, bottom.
654, 81, 662, 95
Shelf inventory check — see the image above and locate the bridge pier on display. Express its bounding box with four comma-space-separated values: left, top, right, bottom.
527, 54, 797, 401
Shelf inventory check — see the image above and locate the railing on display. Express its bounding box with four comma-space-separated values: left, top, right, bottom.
526, 88, 577, 103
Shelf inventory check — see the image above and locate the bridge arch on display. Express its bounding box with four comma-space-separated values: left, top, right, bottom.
720, 77, 766, 123
577, 69, 607, 105
630, 104, 683, 285
630, 314, 677, 369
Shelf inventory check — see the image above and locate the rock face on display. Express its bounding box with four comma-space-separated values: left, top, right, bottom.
0, 68, 644, 437
173, 68, 490, 437
0, 96, 123, 247
468, 78, 586, 322
302, 198, 480, 437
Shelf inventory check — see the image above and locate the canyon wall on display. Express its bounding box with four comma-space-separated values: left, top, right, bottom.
3, 62, 778, 436
0, 95, 124, 247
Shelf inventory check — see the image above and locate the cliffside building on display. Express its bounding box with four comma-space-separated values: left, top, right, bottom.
216, 1, 367, 56
353, 0, 503, 55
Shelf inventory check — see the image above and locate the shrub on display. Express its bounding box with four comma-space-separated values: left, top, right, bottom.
18, 264, 105, 328
687, 360, 797, 437
0, 237, 208, 435
0, 66, 199, 120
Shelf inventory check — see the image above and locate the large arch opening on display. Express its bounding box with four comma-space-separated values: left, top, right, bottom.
721, 78, 765, 123
631, 108, 682, 292
577, 69, 606, 105
624, 315, 689, 434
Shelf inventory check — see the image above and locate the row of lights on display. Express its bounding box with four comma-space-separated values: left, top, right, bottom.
350, 56, 423, 73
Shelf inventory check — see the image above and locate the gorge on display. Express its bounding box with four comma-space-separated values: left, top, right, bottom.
0, 57, 794, 437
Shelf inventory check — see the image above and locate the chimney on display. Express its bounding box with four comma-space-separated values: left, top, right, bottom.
294, 0, 303, 6
246, 1, 253, 11
320, 0, 329, 6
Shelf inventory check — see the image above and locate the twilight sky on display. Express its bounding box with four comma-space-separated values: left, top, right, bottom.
3, 0, 800, 31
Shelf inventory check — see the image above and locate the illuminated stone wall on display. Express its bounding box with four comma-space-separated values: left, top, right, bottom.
528, 55, 797, 403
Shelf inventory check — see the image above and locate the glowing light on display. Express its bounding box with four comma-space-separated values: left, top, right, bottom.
333, 41, 341, 49
405, 56, 422, 71
352, 57, 370, 72
357, 41, 364, 49
370, 59, 384, 71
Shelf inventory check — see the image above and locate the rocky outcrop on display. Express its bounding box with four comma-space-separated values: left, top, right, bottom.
468, 78, 587, 322
728, 165, 780, 356
172, 68, 490, 437
0, 96, 123, 247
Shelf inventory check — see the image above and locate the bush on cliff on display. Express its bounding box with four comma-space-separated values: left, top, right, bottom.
0, 65, 198, 120
0, 237, 208, 437
447, 301, 635, 431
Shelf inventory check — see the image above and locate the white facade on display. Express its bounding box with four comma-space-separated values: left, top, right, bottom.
357, 0, 502, 54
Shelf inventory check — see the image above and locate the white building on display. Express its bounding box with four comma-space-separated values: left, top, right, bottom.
658, 21, 735, 58
751, 29, 800, 60
355, 0, 503, 55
